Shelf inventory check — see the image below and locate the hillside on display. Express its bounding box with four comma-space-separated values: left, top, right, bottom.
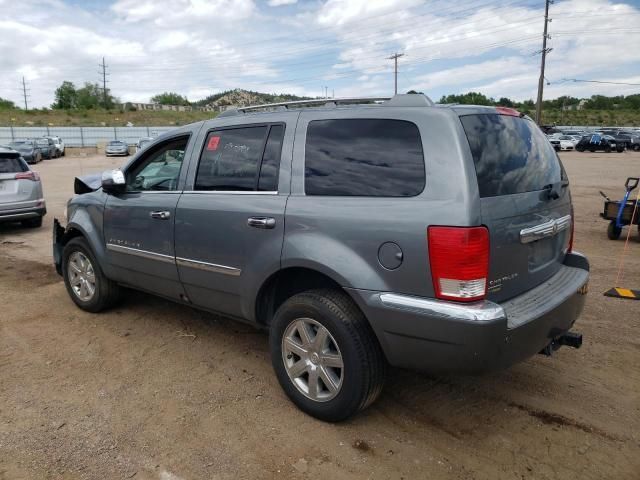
193, 89, 311, 108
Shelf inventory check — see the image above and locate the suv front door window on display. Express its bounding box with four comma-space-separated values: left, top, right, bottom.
126, 138, 187, 192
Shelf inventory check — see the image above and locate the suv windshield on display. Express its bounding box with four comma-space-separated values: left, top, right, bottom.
460, 114, 562, 198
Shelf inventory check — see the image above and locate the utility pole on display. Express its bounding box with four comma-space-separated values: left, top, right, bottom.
324, 86, 328, 99
387, 52, 404, 95
99, 57, 109, 108
535, 0, 552, 125
21, 76, 29, 110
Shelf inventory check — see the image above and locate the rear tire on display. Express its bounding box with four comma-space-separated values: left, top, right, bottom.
62, 237, 121, 312
607, 221, 622, 240
21, 216, 42, 228
269, 289, 386, 422
576, 145, 585, 152
632, 144, 640, 152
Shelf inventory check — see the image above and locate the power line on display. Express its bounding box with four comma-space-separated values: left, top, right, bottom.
563, 79, 640, 86
535, 0, 552, 124
387, 53, 405, 95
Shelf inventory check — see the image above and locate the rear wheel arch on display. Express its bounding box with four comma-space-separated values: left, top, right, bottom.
255, 267, 360, 327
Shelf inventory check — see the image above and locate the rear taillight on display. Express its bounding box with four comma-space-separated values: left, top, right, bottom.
15, 171, 39, 181
428, 226, 490, 302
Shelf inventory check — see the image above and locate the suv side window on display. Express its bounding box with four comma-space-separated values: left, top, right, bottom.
195, 124, 284, 191
304, 119, 425, 197
125, 136, 188, 192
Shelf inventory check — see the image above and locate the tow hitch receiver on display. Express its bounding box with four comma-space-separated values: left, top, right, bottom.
539, 331, 583, 356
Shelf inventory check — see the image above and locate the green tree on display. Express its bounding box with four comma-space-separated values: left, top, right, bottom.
438, 91, 494, 105
0, 97, 16, 109
75, 82, 118, 109
150, 92, 190, 106
497, 97, 514, 107
52, 81, 78, 109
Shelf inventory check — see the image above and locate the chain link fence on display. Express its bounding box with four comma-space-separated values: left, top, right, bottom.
0, 126, 177, 147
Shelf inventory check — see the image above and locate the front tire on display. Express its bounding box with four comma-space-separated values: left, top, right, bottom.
270, 289, 386, 422
62, 237, 121, 312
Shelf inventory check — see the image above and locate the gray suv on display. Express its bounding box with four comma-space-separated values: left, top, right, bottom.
53, 95, 589, 421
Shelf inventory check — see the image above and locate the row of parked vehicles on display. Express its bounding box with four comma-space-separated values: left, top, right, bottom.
4, 136, 66, 163
547, 129, 640, 153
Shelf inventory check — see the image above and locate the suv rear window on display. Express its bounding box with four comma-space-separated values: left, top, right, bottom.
304, 119, 424, 197
460, 114, 562, 197
0, 157, 28, 173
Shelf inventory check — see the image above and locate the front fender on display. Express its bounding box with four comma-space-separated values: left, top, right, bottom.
55, 194, 110, 277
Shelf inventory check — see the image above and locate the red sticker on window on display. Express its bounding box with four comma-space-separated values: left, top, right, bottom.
207, 136, 221, 151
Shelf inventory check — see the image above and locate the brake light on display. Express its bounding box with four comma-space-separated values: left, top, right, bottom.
495, 106, 521, 117
15, 171, 39, 181
428, 226, 490, 302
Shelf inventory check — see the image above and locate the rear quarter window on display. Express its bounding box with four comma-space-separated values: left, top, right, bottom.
304, 118, 425, 197
460, 114, 562, 197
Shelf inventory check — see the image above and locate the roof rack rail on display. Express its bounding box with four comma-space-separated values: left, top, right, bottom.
218, 93, 434, 117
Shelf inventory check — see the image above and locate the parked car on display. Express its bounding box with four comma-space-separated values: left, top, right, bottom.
8, 140, 42, 164
557, 135, 577, 150
548, 137, 561, 151
37, 137, 57, 159
575, 134, 624, 153
105, 140, 129, 156
611, 133, 640, 151
53, 96, 589, 421
46, 136, 65, 156
0, 146, 46, 228
136, 137, 153, 152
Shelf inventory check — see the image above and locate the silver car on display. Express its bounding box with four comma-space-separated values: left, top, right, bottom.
0, 146, 46, 227
105, 140, 129, 156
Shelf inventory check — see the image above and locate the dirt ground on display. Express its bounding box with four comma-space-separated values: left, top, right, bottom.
1, 151, 639, 480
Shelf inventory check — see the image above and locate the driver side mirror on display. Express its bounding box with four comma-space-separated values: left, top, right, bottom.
101, 169, 126, 194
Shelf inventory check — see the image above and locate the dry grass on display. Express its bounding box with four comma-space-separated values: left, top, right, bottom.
0, 108, 217, 127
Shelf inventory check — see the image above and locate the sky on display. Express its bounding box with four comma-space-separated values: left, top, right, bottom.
1, 0, 640, 108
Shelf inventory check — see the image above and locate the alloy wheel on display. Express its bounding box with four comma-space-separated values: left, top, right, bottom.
282, 318, 344, 402
67, 251, 96, 302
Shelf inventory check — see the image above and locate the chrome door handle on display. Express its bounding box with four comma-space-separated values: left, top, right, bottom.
150, 210, 171, 220
247, 216, 276, 229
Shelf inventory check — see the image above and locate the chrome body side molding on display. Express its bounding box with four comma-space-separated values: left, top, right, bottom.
106, 243, 175, 263
176, 257, 242, 276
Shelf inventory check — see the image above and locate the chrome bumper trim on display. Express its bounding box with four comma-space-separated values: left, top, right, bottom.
379, 293, 505, 323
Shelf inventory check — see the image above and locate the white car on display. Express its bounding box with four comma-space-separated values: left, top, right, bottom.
558, 135, 577, 150
46, 136, 65, 157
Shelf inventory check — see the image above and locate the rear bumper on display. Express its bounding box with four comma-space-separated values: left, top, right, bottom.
348, 252, 589, 375
0, 202, 46, 222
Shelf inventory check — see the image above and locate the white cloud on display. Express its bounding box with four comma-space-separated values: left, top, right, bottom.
267, 0, 297, 6
1, 0, 639, 108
